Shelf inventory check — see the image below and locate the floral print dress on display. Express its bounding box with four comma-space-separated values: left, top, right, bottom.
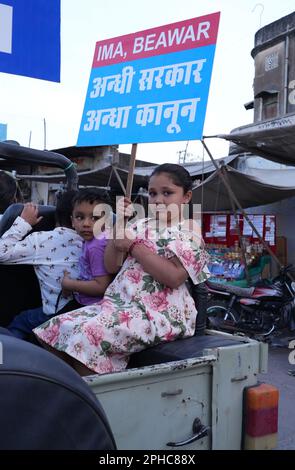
34, 219, 210, 374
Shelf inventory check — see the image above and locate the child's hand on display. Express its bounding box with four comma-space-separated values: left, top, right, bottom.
113, 228, 135, 253
116, 197, 134, 219
62, 288, 72, 298
21, 203, 43, 226
115, 198, 135, 240
62, 270, 73, 291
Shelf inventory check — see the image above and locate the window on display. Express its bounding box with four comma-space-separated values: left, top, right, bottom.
261, 92, 278, 120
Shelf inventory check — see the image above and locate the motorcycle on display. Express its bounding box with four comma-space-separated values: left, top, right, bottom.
206, 265, 295, 339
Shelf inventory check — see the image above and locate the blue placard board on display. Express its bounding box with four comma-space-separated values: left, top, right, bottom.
0, 0, 60, 82
78, 12, 220, 146
0, 122, 7, 141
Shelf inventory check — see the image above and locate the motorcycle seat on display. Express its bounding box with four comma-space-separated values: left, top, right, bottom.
206, 280, 255, 298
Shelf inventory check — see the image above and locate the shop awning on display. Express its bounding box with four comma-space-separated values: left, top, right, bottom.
242, 167, 295, 187
192, 165, 295, 211
6, 151, 237, 193
218, 112, 295, 166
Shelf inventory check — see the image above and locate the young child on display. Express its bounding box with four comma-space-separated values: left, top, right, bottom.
34, 164, 210, 376
59, 187, 113, 312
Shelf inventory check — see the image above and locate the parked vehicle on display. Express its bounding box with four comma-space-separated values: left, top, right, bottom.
86, 331, 269, 450
0, 329, 116, 450
206, 265, 295, 339
0, 142, 277, 450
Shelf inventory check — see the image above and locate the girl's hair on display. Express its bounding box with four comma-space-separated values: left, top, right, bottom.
150, 163, 192, 193
149, 163, 193, 218
0, 171, 23, 213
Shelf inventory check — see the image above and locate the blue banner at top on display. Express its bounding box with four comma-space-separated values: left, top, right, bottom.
0, 0, 60, 82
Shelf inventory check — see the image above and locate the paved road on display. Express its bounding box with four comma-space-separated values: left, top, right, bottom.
259, 342, 295, 450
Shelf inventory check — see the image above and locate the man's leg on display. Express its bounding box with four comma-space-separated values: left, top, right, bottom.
8, 306, 46, 340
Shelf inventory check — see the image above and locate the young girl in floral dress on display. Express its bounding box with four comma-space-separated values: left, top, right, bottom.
34, 164, 210, 376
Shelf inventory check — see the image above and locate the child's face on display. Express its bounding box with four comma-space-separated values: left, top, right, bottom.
148, 173, 192, 222
71, 200, 102, 241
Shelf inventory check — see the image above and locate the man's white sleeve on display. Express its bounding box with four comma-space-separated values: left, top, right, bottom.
0, 216, 36, 263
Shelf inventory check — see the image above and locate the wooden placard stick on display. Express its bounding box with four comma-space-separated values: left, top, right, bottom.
126, 143, 138, 198
118, 143, 138, 265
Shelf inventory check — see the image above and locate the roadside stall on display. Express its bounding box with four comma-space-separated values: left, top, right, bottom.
192, 145, 295, 286
202, 213, 274, 286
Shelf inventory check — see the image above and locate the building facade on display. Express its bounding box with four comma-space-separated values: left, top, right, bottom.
234, 12, 295, 270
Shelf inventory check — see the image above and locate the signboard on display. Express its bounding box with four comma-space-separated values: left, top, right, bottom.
0, 0, 60, 82
0, 122, 7, 141
78, 12, 220, 146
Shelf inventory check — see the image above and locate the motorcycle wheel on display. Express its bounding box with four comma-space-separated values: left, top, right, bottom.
207, 299, 239, 330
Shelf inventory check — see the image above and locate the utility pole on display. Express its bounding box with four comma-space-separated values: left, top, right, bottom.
177, 141, 189, 164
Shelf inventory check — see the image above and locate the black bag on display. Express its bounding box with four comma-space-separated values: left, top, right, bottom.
0, 332, 116, 450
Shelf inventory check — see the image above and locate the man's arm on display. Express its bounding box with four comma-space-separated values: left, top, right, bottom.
0, 216, 37, 263
0, 204, 42, 263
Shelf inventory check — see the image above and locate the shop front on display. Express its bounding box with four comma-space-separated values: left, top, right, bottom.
203, 213, 275, 286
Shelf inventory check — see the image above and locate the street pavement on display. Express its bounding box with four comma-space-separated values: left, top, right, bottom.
259, 340, 295, 450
